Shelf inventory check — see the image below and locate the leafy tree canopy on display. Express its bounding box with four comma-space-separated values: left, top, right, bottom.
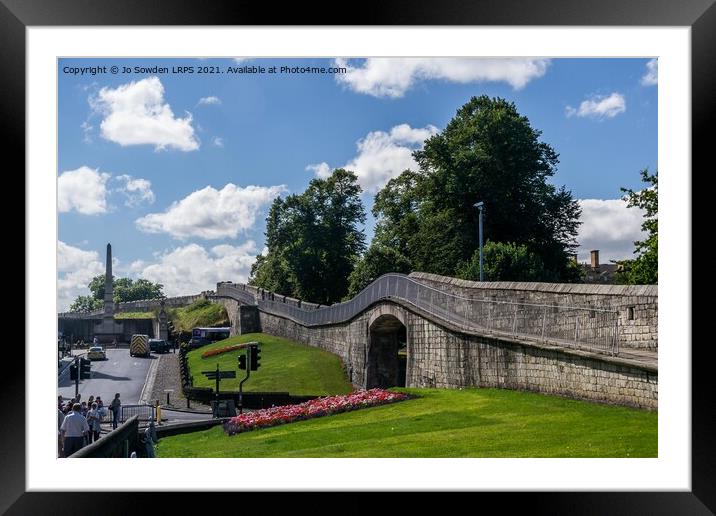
456, 241, 545, 282
68, 295, 102, 313
616, 169, 658, 284
370, 95, 581, 281
346, 244, 412, 298
250, 168, 366, 304
85, 275, 165, 304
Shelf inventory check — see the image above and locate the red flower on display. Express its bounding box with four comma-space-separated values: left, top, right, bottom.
223, 389, 409, 436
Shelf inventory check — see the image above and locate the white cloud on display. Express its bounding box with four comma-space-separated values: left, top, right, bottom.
114, 175, 155, 207
566, 92, 626, 119
57, 241, 105, 311
212, 137, 224, 148
198, 96, 221, 106
577, 199, 646, 263
58, 166, 110, 215
90, 76, 199, 151
309, 124, 439, 192
135, 183, 287, 240
81, 120, 93, 143
334, 58, 550, 98
138, 242, 258, 296
641, 59, 658, 86
305, 162, 331, 179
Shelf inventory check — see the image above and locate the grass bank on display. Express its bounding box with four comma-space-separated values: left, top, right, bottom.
187, 332, 353, 396
168, 299, 229, 333
156, 387, 657, 458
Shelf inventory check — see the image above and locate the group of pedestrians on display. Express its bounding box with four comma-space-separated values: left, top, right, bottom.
58, 392, 122, 457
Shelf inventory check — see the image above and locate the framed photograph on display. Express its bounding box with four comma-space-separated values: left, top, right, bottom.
6, 0, 711, 512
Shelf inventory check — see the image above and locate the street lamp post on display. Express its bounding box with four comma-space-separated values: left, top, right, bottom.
474, 202, 484, 281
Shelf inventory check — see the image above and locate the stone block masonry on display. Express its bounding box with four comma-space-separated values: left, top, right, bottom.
258, 301, 657, 410
410, 273, 658, 351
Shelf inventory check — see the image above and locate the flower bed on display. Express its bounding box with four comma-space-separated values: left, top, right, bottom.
223, 389, 410, 436
201, 343, 248, 359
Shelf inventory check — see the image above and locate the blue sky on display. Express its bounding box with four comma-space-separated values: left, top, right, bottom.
57, 57, 657, 309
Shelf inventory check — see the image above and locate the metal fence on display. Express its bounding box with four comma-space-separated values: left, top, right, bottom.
218, 274, 620, 356
120, 404, 156, 423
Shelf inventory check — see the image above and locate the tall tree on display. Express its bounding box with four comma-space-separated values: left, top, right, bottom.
456, 241, 546, 282
346, 244, 412, 298
371, 95, 581, 281
84, 275, 165, 304
68, 295, 102, 312
617, 169, 658, 284
250, 169, 366, 304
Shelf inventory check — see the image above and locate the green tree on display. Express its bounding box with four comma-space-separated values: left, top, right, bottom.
456, 241, 546, 282
68, 295, 102, 312
616, 169, 658, 284
84, 275, 165, 304
346, 244, 412, 298
371, 95, 581, 281
250, 168, 366, 304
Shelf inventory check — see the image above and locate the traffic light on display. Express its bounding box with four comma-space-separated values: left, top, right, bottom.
238, 353, 247, 370
80, 358, 91, 379
250, 344, 261, 371
69, 363, 78, 381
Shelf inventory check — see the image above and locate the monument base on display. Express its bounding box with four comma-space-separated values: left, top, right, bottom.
94, 318, 124, 344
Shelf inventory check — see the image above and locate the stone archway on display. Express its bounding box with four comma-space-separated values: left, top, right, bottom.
366, 307, 408, 389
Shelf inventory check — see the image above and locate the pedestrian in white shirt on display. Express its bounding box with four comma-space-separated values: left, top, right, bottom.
60, 403, 89, 457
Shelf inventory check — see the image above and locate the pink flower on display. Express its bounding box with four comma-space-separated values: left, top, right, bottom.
223, 389, 409, 436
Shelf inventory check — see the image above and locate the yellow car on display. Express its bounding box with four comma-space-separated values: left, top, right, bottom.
87, 346, 107, 361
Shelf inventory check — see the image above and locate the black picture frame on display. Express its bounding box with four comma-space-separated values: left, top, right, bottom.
5, 0, 710, 513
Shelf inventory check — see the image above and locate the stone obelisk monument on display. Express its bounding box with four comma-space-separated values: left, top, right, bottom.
94, 243, 124, 343
104, 242, 114, 316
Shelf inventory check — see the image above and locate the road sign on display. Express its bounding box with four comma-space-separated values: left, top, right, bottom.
201, 365, 238, 405
202, 371, 236, 379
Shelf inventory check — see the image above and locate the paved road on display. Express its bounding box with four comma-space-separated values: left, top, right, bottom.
58, 349, 155, 404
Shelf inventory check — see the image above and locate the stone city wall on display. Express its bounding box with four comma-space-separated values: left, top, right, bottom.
257, 301, 657, 409
409, 273, 657, 350
114, 292, 212, 313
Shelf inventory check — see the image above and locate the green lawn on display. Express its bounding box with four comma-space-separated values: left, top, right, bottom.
156, 387, 657, 458
114, 311, 154, 319
187, 332, 353, 396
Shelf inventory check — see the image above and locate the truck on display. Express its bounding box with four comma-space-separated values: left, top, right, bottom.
130, 334, 150, 357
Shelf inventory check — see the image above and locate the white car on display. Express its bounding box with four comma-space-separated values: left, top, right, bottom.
87, 346, 107, 360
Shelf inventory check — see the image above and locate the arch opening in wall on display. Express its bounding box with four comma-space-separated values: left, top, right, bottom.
366, 314, 408, 389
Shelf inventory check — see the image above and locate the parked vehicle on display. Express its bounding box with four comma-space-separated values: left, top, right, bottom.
87, 346, 107, 360
130, 334, 150, 357
149, 338, 170, 354
188, 327, 230, 349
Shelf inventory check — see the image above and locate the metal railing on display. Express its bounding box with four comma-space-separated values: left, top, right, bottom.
120, 404, 156, 423
214, 283, 257, 305
217, 274, 620, 356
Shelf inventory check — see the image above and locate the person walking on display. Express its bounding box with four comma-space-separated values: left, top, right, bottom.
109, 393, 121, 430
86, 402, 102, 443
60, 403, 89, 457
58, 408, 65, 457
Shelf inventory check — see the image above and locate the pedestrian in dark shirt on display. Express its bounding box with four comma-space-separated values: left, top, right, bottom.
110, 393, 121, 430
